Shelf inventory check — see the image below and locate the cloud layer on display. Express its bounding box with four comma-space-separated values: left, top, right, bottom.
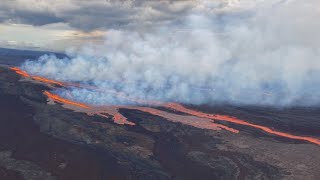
21, 0, 320, 106
1, 0, 195, 30
0, 0, 271, 30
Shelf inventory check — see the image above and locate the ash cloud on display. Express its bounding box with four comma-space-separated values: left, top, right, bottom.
21, 0, 320, 106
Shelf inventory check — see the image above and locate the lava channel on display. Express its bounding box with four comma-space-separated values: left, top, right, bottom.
10, 67, 65, 87
44, 91, 90, 109
165, 103, 320, 145
10, 67, 30, 77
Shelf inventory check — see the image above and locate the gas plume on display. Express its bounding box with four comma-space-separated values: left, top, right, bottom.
21, 0, 320, 106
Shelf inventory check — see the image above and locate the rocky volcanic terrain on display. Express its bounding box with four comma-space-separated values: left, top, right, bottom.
0, 54, 320, 179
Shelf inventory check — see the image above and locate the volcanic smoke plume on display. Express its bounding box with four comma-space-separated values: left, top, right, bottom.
21, 0, 320, 106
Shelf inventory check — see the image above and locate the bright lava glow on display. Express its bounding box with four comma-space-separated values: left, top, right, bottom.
10, 67, 64, 86
44, 91, 89, 109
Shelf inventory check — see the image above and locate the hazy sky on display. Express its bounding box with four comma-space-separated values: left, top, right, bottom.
0, 0, 274, 51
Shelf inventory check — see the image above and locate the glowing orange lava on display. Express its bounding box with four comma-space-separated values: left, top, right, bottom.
214, 124, 240, 133
33, 76, 64, 86
113, 113, 135, 126
10, 67, 30, 77
165, 103, 320, 145
44, 91, 90, 109
10, 67, 65, 86
43, 91, 136, 126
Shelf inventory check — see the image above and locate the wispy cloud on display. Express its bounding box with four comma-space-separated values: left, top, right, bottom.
0, 0, 289, 50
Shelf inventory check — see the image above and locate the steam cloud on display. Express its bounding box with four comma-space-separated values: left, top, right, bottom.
21, 0, 320, 106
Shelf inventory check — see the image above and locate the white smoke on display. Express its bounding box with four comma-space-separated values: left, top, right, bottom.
21, 0, 320, 106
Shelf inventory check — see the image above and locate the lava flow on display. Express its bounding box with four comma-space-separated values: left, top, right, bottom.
42, 90, 237, 132
44, 91, 89, 109
42, 90, 320, 145
129, 106, 239, 133
10, 67, 65, 87
43, 91, 136, 126
10, 67, 162, 106
10, 66, 320, 145
10, 67, 30, 77
165, 103, 320, 145
33, 76, 64, 86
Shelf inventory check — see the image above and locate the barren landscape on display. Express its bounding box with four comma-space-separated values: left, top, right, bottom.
1, 53, 319, 179
1, 1, 320, 179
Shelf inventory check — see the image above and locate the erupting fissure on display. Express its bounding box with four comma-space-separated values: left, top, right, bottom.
11, 66, 320, 145
10, 67, 65, 86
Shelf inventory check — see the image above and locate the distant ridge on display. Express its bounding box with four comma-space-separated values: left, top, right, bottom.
0, 47, 66, 66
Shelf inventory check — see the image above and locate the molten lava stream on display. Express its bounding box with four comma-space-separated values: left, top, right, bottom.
10, 67, 30, 77
165, 103, 320, 145
10, 67, 65, 87
33, 76, 64, 86
44, 91, 89, 109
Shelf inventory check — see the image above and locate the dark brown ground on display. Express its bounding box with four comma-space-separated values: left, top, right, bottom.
0, 85, 131, 180
0, 64, 320, 180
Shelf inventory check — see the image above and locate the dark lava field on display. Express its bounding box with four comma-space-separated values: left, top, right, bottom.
0, 50, 319, 180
